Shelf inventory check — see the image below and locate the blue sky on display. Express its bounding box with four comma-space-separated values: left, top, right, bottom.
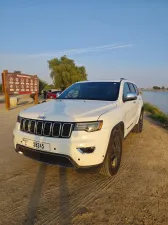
0, 0, 168, 87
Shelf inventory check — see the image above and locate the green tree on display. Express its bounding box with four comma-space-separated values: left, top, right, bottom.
153, 86, 161, 90
0, 83, 2, 93
45, 84, 55, 91
48, 55, 87, 89
39, 79, 48, 94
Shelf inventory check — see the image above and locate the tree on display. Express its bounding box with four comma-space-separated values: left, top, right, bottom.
39, 79, 48, 94
48, 55, 87, 89
153, 86, 161, 90
45, 84, 55, 91
14, 71, 21, 74
0, 83, 2, 93
162, 86, 165, 90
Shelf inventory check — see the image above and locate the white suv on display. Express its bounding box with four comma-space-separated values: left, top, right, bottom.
13, 79, 144, 176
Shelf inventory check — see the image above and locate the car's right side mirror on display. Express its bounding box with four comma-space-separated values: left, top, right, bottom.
124, 92, 137, 102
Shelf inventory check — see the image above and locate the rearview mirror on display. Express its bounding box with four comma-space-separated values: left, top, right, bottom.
124, 92, 137, 102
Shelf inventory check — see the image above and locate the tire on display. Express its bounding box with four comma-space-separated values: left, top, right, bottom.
133, 110, 144, 133
100, 128, 122, 176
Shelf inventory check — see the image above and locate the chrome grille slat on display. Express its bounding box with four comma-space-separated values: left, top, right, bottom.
20, 118, 24, 131
24, 119, 29, 132
36, 121, 43, 135
43, 122, 52, 136
20, 118, 73, 138
29, 120, 36, 133
52, 123, 61, 137
61, 123, 73, 138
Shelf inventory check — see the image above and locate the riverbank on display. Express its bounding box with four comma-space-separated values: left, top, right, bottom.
144, 102, 168, 128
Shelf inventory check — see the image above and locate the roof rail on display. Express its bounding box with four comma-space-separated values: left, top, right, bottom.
120, 78, 127, 81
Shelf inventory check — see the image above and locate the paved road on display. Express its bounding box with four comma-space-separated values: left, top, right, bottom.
0, 105, 168, 225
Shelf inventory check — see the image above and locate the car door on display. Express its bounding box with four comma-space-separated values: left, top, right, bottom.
122, 82, 136, 134
128, 83, 139, 125
133, 84, 142, 122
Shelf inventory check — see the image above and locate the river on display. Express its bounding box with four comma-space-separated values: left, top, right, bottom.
142, 91, 168, 114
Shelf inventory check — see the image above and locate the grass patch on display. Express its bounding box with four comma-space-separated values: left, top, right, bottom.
144, 103, 168, 127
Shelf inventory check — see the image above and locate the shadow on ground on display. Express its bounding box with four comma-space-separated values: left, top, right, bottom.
59, 167, 72, 225
23, 165, 73, 225
24, 164, 47, 225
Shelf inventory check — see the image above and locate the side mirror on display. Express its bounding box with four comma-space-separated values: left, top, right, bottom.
124, 92, 137, 102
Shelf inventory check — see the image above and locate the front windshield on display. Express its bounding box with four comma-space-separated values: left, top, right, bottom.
57, 82, 120, 101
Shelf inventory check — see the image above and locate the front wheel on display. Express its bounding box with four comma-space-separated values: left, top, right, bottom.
100, 129, 122, 176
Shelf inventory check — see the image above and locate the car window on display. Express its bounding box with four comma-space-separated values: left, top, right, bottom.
128, 83, 136, 93
133, 84, 139, 95
123, 82, 131, 99
67, 85, 80, 98
57, 82, 120, 101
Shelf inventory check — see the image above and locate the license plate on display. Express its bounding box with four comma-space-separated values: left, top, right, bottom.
22, 138, 50, 151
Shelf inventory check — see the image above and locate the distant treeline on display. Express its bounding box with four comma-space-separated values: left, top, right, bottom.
153, 86, 168, 90
141, 86, 168, 91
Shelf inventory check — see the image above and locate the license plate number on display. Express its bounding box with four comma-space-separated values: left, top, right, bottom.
33, 142, 44, 150
22, 139, 50, 151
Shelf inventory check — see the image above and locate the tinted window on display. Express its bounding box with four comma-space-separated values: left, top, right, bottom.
133, 84, 139, 95
58, 82, 120, 101
128, 83, 136, 93
123, 82, 131, 99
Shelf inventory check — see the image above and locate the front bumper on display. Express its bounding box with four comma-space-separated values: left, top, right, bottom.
13, 123, 110, 168
15, 144, 102, 169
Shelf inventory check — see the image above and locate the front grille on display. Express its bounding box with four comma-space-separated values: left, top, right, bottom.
20, 118, 74, 138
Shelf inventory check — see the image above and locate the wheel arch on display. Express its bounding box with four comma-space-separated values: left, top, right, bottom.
100, 121, 124, 176
109, 121, 125, 143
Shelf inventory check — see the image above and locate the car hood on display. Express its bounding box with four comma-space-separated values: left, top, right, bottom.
20, 99, 117, 122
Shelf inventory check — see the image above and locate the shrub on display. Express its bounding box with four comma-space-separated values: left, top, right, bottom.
144, 102, 168, 127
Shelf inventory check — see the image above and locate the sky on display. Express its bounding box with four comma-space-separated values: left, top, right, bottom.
0, 0, 168, 88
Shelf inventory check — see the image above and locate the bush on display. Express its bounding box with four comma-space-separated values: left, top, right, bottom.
30, 94, 35, 100
144, 102, 168, 127
144, 103, 160, 114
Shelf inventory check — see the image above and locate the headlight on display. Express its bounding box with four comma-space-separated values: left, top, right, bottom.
74, 121, 103, 132
17, 115, 21, 123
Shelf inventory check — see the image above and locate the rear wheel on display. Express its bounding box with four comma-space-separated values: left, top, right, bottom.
133, 110, 144, 133
100, 128, 122, 176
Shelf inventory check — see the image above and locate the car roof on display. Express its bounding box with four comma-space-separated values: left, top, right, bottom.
76, 79, 136, 85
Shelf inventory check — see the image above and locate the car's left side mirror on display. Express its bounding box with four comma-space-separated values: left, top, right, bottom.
124, 92, 137, 102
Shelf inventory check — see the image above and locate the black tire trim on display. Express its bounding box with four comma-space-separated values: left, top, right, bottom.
100, 123, 123, 176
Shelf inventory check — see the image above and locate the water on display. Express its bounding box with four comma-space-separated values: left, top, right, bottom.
142, 91, 168, 113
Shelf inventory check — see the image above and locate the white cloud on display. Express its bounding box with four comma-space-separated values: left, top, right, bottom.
27, 44, 132, 58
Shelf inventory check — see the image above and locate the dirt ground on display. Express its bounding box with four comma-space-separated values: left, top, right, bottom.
0, 104, 168, 225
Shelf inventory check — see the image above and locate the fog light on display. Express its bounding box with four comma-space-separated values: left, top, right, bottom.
77, 146, 95, 154
18, 151, 23, 155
